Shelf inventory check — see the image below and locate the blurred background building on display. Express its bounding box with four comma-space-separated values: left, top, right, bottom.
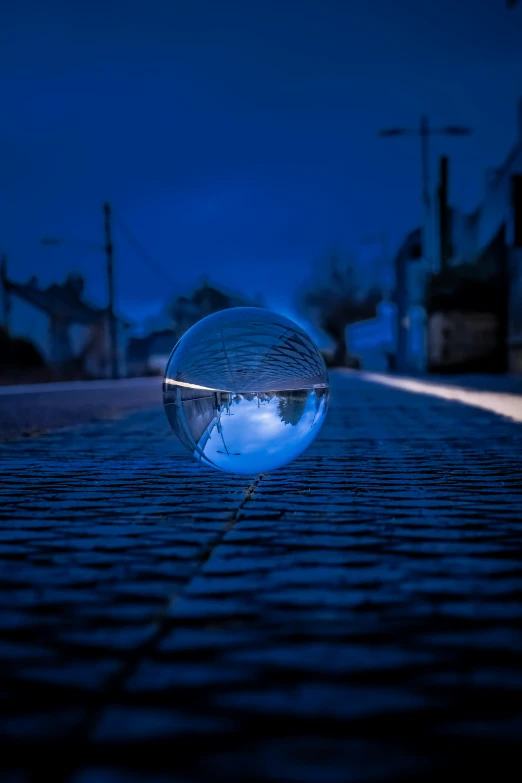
346, 98, 522, 375
1, 265, 130, 381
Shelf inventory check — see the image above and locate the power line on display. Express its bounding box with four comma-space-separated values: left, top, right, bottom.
112, 209, 178, 289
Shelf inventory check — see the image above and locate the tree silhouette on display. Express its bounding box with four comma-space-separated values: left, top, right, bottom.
166, 282, 254, 340
276, 390, 308, 426
300, 253, 380, 365
0, 327, 45, 370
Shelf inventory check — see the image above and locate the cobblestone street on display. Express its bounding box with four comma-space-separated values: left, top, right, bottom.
1, 371, 522, 782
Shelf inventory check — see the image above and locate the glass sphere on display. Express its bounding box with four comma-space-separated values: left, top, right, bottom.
163, 307, 329, 474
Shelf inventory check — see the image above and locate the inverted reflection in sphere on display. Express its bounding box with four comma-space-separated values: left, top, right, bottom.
163, 307, 329, 474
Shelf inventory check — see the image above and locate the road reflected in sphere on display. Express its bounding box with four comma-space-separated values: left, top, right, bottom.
163, 308, 329, 474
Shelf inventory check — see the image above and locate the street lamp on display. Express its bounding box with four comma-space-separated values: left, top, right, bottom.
379, 116, 472, 269
40, 202, 118, 379
40, 237, 104, 253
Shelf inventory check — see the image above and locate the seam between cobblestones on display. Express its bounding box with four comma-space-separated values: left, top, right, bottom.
61, 471, 266, 766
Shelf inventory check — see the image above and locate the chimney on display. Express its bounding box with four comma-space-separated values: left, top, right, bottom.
438, 156, 450, 271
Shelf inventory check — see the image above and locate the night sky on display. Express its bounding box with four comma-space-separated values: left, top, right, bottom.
2, 0, 522, 330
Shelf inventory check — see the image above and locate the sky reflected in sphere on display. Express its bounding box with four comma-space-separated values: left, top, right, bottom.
163, 308, 329, 474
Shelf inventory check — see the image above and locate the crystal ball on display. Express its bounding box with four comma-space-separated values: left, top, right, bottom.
163, 307, 329, 474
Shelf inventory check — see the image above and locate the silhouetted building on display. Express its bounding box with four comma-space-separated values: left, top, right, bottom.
0, 268, 130, 377
346, 229, 425, 373
427, 226, 508, 372
427, 100, 522, 372
127, 329, 176, 376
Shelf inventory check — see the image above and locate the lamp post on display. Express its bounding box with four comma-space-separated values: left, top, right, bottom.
41, 202, 119, 379
378, 116, 471, 270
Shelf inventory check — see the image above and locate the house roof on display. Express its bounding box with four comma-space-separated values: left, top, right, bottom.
396, 228, 422, 263
5, 277, 130, 326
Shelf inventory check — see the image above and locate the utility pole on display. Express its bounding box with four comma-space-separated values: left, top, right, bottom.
1, 254, 10, 331
420, 115, 431, 270
103, 202, 118, 380
379, 116, 471, 271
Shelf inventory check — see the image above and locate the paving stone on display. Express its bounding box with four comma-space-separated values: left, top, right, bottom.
59, 625, 157, 652
0, 371, 521, 782
213, 682, 427, 719
126, 659, 253, 691
0, 707, 85, 739
93, 706, 233, 741
16, 659, 121, 691
72, 769, 189, 783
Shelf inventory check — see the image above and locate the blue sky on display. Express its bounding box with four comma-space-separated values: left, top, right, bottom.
200, 391, 326, 474
1, 0, 522, 329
